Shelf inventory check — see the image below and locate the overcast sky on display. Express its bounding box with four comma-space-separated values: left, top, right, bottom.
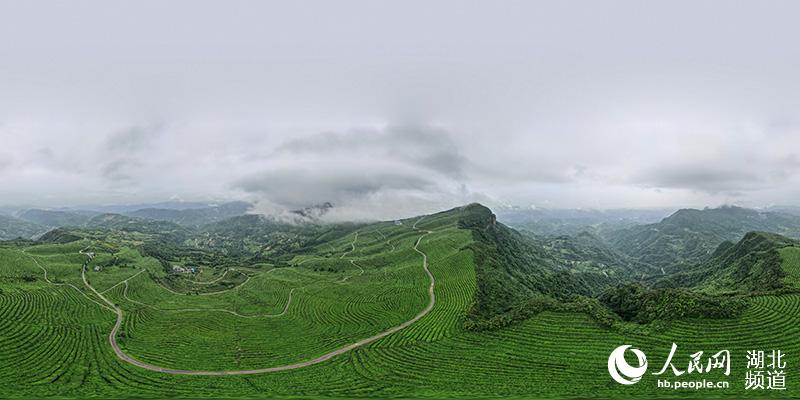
1, 1, 799, 220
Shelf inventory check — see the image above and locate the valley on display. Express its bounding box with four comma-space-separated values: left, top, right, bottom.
1, 203, 800, 398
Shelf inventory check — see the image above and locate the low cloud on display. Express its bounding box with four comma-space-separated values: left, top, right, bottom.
272, 125, 469, 179
3, 1, 800, 213
234, 125, 495, 220
633, 166, 762, 193
236, 167, 435, 208
100, 124, 163, 185
631, 150, 800, 195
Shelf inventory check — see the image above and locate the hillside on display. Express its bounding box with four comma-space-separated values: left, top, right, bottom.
191, 214, 361, 263
85, 213, 192, 235
539, 231, 659, 278
653, 231, 800, 294
126, 201, 252, 227
497, 207, 669, 237
459, 204, 617, 329
3, 203, 800, 398
0, 214, 45, 240
17, 209, 96, 227
606, 206, 800, 272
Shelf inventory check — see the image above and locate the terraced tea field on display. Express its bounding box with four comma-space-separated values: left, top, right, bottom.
781, 247, 800, 288
1, 209, 800, 398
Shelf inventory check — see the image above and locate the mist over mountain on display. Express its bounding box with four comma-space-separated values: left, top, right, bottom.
16, 209, 97, 227
0, 215, 45, 240
606, 206, 800, 272
496, 207, 673, 237
126, 201, 253, 227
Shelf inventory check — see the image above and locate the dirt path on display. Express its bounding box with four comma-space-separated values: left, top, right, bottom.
339, 232, 358, 259
374, 229, 396, 252
81, 218, 436, 375
100, 269, 146, 294
23, 250, 115, 313
187, 269, 229, 285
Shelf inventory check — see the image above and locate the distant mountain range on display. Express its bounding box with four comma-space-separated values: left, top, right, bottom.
497, 207, 672, 236
17, 208, 98, 227
0, 201, 255, 240
0, 214, 46, 240
605, 206, 800, 272
653, 231, 799, 294
126, 201, 253, 227
4, 201, 800, 331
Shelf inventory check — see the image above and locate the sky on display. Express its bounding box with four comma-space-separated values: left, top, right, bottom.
1, 0, 800, 220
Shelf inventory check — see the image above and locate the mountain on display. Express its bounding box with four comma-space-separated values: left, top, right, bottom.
290, 202, 333, 220
496, 207, 671, 237
0, 215, 45, 240
126, 201, 252, 227
75, 200, 219, 214
85, 213, 193, 237
537, 231, 659, 278
193, 213, 359, 263
16, 209, 97, 227
767, 205, 800, 216
37, 227, 83, 244
459, 204, 618, 329
653, 231, 800, 294
606, 206, 800, 272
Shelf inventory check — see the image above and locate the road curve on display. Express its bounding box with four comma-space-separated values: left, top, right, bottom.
81, 220, 436, 375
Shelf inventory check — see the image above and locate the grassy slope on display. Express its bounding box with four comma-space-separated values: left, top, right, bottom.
653, 232, 800, 295
1, 206, 800, 398
608, 206, 800, 273
782, 246, 800, 288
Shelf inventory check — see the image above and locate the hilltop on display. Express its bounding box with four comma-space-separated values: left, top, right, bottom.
606, 206, 800, 272
654, 231, 800, 294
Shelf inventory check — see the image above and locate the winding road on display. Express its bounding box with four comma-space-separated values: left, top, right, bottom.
79, 219, 436, 375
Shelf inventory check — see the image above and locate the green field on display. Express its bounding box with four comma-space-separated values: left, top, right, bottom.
1, 208, 800, 398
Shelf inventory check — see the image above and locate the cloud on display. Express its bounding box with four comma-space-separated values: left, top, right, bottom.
632, 166, 763, 193
236, 167, 435, 207
629, 140, 800, 195
100, 124, 163, 185
3, 1, 800, 213
0, 155, 11, 171
233, 125, 482, 219
101, 158, 141, 184
272, 125, 469, 179
106, 125, 160, 152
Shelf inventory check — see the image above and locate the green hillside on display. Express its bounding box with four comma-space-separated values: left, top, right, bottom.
0, 214, 45, 240
653, 231, 800, 294
607, 206, 800, 272
17, 209, 96, 227
2, 203, 800, 398
126, 201, 252, 227
782, 246, 800, 288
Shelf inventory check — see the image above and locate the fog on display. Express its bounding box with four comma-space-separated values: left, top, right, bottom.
2, 0, 799, 219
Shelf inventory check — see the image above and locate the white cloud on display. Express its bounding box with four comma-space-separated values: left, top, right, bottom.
1, 1, 800, 216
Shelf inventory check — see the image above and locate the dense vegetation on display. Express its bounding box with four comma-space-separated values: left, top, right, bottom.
1, 203, 800, 398
599, 283, 747, 323
653, 231, 800, 293
126, 201, 252, 227
496, 207, 669, 237
605, 206, 800, 272
460, 204, 617, 329
0, 214, 45, 240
